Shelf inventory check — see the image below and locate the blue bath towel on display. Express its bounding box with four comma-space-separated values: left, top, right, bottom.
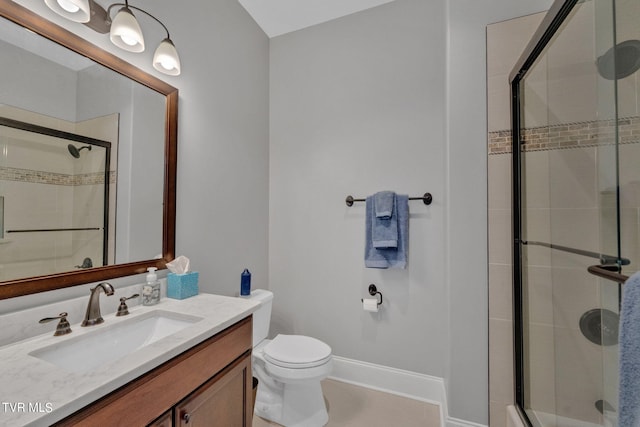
365, 194, 408, 269
374, 191, 395, 219
618, 271, 640, 426
372, 192, 398, 248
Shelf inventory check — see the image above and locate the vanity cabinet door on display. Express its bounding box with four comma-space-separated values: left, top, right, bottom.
149, 410, 173, 427
175, 353, 252, 427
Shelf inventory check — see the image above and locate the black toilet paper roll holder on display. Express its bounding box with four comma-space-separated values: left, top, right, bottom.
361, 284, 383, 306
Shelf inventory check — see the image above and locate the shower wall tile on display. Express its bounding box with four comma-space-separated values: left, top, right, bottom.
524, 265, 553, 326
550, 266, 599, 330
488, 153, 512, 210
547, 73, 599, 125
548, 147, 598, 209
549, 208, 600, 255
617, 75, 638, 119
522, 55, 549, 129
523, 244, 552, 271
522, 150, 549, 209
546, 1, 598, 125
487, 12, 546, 132
489, 318, 514, 405
489, 400, 508, 427
488, 209, 512, 265
486, 14, 543, 77
528, 323, 556, 415
489, 263, 513, 321
619, 142, 640, 207
620, 207, 640, 274
487, 73, 511, 132
522, 208, 551, 236
553, 326, 604, 424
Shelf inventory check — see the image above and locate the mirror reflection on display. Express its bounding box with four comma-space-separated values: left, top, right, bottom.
0, 117, 112, 281
0, 14, 166, 284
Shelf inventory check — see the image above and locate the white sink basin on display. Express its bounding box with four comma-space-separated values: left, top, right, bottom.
29, 310, 202, 374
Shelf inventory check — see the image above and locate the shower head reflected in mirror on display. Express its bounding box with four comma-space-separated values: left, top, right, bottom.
596, 39, 640, 80
67, 144, 92, 158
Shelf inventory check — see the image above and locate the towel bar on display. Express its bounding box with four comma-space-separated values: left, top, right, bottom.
346, 192, 432, 207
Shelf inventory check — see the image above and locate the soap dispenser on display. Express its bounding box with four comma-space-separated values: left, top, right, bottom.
142, 267, 161, 306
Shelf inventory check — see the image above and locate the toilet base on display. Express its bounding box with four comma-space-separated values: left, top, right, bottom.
254, 362, 329, 427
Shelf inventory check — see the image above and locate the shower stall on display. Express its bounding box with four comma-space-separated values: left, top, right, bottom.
510, 0, 640, 425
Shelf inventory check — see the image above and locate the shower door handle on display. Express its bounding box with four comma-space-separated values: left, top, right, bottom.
587, 264, 629, 284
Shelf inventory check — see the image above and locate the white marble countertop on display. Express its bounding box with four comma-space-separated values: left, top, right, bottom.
0, 293, 259, 427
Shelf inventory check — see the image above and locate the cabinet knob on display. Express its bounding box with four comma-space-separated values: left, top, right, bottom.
182, 412, 191, 423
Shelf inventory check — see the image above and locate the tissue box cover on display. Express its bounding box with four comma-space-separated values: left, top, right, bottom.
167, 272, 199, 300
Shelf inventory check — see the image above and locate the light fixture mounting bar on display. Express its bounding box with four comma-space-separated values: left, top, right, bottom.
106, 2, 171, 38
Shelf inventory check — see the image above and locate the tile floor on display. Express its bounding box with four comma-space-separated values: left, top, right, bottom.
253, 379, 441, 427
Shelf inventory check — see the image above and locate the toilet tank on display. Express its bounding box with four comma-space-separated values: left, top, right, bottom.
247, 289, 273, 346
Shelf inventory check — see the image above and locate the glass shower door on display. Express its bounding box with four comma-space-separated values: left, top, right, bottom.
601, 0, 640, 424
514, 0, 639, 425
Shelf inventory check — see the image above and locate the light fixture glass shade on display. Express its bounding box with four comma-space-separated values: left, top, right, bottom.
109, 7, 145, 53
153, 38, 181, 76
45, 0, 91, 23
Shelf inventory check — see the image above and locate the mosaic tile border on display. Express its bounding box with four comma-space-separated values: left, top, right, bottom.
0, 167, 117, 185
489, 116, 640, 155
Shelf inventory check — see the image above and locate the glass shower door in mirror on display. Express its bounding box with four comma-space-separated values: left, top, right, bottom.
0, 116, 112, 282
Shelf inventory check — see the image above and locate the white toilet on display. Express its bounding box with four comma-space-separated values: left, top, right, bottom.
247, 289, 333, 427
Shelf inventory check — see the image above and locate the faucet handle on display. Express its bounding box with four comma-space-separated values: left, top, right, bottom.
116, 294, 140, 317
39, 312, 72, 336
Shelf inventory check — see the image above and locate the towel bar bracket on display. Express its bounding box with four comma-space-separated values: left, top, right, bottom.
346, 192, 432, 207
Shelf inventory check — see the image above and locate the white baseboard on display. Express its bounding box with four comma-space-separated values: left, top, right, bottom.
328, 356, 487, 427
447, 416, 491, 427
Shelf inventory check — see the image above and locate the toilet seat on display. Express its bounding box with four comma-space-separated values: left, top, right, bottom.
263, 334, 332, 369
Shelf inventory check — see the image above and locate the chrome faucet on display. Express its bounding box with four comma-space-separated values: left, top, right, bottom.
81, 282, 114, 326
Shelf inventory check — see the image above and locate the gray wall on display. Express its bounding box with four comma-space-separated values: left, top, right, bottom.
0, 39, 77, 121
269, 0, 447, 379
270, 0, 555, 424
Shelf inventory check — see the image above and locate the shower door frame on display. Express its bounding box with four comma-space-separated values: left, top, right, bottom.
509, 0, 581, 423
0, 116, 111, 267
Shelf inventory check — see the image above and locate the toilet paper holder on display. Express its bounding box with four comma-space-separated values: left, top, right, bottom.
361, 284, 383, 307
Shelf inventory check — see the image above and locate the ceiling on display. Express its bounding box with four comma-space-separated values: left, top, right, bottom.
237, 0, 396, 38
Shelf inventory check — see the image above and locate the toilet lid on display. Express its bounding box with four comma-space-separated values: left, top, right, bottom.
263, 334, 332, 368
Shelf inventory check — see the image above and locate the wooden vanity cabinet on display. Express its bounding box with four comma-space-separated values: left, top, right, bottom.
149, 410, 173, 427
54, 316, 253, 427
174, 354, 250, 427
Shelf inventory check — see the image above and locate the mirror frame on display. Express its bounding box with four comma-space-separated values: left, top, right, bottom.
0, 1, 177, 300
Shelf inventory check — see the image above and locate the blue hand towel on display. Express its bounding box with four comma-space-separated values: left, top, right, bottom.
375, 191, 395, 219
365, 194, 408, 269
372, 192, 398, 248
618, 271, 640, 426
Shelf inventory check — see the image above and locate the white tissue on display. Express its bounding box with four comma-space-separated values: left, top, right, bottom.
363, 298, 379, 312
167, 255, 190, 274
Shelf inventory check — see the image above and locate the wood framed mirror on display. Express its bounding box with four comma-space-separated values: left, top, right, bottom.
0, 1, 177, 300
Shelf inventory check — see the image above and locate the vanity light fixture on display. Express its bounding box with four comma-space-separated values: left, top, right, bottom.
45, 0, 91, 23
44, 0, 181, 76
